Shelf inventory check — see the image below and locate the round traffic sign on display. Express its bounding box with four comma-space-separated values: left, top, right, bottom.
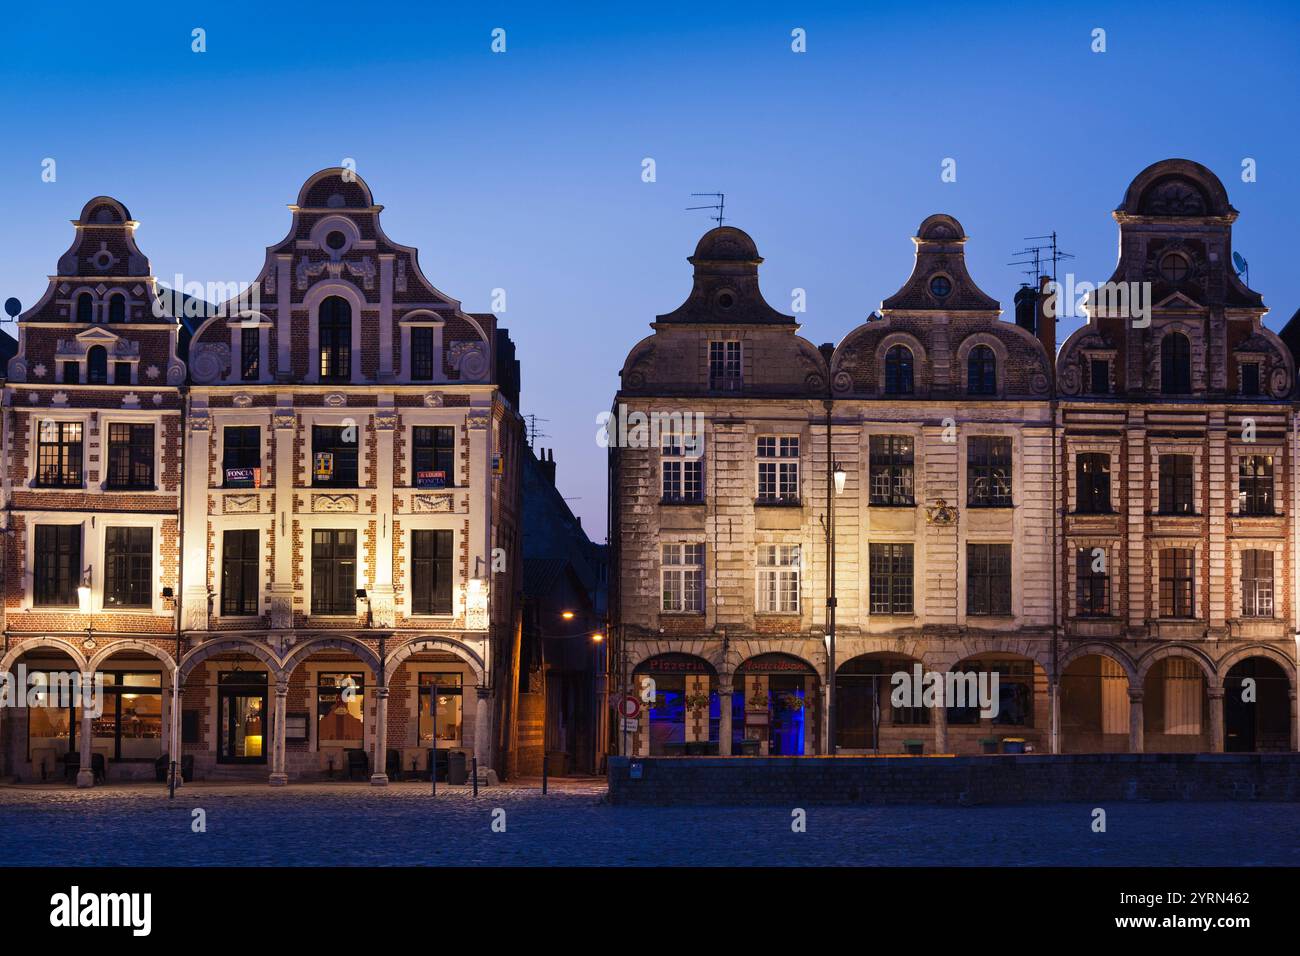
618, 696, 641, 719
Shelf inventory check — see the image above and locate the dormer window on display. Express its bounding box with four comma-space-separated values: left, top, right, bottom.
1161, 332, 1191, 394
319, 296, 352, 382
967, 345, 996, 396
240, 325, 260, 381
884, 345, 914, 395
87, 346, 108, 385
708, 341, 741, 391
411, 327, 435, 381
1240, 362, 1260, 397
1088, 358, 1110, 395
108, 294, 126, 323
76, 293, 93, 323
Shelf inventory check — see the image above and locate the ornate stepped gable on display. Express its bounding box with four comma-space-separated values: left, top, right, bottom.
186, 168, 495, 386
830, 214, 1052, 398
6, 196, 186, 392
1058, 158, 1291, 399
620, 226, 829, 397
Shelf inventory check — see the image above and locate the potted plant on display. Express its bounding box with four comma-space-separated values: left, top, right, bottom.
683, 691, 711, 713
979, 737, 999, 754
903, 739, 924, 755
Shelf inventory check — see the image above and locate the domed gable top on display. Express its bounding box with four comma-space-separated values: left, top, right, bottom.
879, 214, 999, 313
655, 225, 794, 326
295, 168, 377, 209
689, 226, 762, 268
76, 197, 133, 226
1117, 159, 1236, 220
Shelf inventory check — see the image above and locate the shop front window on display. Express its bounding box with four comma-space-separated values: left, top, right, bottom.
418, 672, 463, 744
317, 672, 364, 748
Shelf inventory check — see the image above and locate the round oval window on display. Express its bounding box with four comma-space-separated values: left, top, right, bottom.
1158, 252, 1190, 283
716, 291, 735, 310
325, 231, 348, 251
929, 275, 952, 298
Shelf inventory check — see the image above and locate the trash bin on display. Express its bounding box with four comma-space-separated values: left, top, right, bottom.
736, 738, 761, 756
1002, 737, 1026, 754
447, 750, 469, 785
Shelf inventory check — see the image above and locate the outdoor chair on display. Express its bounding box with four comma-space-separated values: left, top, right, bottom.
345, 748, 369, 780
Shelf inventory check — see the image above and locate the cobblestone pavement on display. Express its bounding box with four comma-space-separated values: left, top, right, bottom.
0, 782, 1295, 866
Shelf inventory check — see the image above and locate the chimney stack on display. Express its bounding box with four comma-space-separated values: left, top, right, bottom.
538, 447, 557, 486
1036, 274, 1056, 381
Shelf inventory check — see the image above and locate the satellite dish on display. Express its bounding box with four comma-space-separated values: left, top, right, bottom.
3, 298, 20, 318
1232, 251, 1248, 275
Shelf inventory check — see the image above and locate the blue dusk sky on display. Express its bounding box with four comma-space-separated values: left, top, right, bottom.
1, 2, 1297, 533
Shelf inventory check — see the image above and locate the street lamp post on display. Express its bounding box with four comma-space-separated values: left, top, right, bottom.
823, 397, 846, 756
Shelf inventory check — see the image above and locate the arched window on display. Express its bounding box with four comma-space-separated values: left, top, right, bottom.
1161, 332, 1191, 394
108, 294, 126, 323
883, 345, 914, 395
87, 346, 108, 384
319, 296, 352, 382
76, 293, 93, 323
967, 345, 996, 396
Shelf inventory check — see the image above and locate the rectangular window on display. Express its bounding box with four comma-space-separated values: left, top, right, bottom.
106, 423, 155, 489
62, 362, 79, 385
221, 529, 260, 616
661, 543, 703, 613
708, 341, 742, 391
757, 544, 800, 613
411, 529, 454, 615
418, 673, 463, 743
756, 436, 800, 502
1159, 548, 1196, 618
240, 326, 259, 381
1088, 358, 1110, 395
1158, 454, 1194, 515
1076, 548, 1109, 617
869, 543, 913, 615
1241, 550, 1274, 618
104, 527, 152, 608
1238, 455, 1274, 516
411, 327, 435, 381
312, 425, 359, 488
33, 525, 81, 607
967, 436, 1012, 507
412, 426, 456, 487
310, 529, 357, 615
869, 435, 914, 506
317, 673, 364, 748
661, 432, 703, 503
36, 421, 83, 487
1075, 453, 1111, 513
114, 362, 132, 385
1240, 363, 1260, 397
222, 426, 261, 487
966, 543, 1011, 616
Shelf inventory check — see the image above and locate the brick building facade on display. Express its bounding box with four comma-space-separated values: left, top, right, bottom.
1, 171, 524, 786
610, 160, 1299, 757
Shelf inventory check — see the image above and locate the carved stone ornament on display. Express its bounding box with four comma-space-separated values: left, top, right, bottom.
412, 494, 455, 514
273, 410, 296, 430
925, 498, 958, 526
374, 410, 398, 430
424, 392, 444, 408
324, 392, 347, 407
189, 409, 211, 431
190, 343, 231, 383
466, 410, 491, 431
223, 493, 260, 514
233, 393, 254, 408
313, 493, 358, 513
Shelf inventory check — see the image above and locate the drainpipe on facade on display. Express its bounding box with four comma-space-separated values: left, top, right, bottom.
823, 398, 836, 755
170, 383, 189, 794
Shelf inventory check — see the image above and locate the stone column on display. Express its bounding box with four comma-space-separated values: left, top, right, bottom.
269, 681, 289, 786
269, 406, 297, 628
1208, 688, 1225, 753
1291, 689, 1298, 752
77, 679, 94, 788
370, 687, 390, 786
474, 686, 490, 767
181, 408, 212, 632
717, 676, 733, 756
369, 408, 397, 626
168, 667, 183, 790
1127, 688, 1144, 754
1049, 680, 1061, 755
933, 691, 948, 754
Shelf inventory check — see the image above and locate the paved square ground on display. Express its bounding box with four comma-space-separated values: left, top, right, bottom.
0, 782, 1294, 866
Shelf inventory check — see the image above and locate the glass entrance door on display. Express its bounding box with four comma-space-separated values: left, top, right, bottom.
218, 672, 268, 763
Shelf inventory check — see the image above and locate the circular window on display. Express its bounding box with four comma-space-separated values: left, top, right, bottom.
325, 231, 348, 251
929, 275, 952, 298
1158, 252, 1191, 283
716, 291, 736, 310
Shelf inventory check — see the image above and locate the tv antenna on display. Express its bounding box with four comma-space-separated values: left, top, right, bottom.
687, 192, 726, 227
1233, 251, 1249, 287
524, 414, 550, 450
1009, 231, 1074, 286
